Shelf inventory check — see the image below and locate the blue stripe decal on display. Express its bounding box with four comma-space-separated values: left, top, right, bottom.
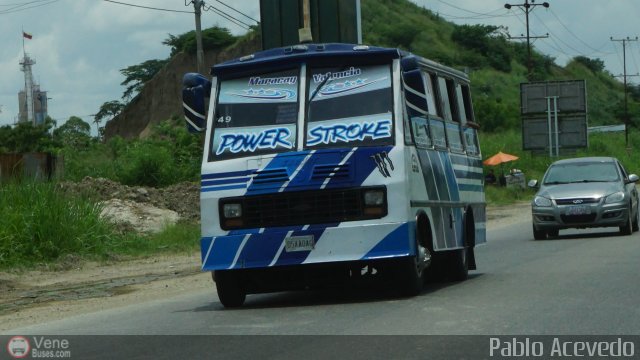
458, 184, 484, 192
245, 151, 311, 195
325, 146, 394, 189
201, 235, 246, 269
455, 169, 484, 180
440, 152, 460, 202
362, 223, 412, 259
201, 184, 248, 192
282, 149, 351, 191
450, 153, 482, 168
202, 170, 255, 180
201, 178, 250, 186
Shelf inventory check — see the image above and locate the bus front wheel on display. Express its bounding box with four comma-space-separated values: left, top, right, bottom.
397, 217, 432, 296
213, 270, 246, 308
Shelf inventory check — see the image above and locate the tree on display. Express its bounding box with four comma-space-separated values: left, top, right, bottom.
573, 56, 605, 73
94, 100, 125, 130
163, 26, 236, 56
1, 119, 57, 153
120, 59, 168, 100
53, 116, 92, 150
451, 24, 512, 72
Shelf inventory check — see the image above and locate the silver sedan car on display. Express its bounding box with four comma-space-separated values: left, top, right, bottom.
529, 157, 639, 239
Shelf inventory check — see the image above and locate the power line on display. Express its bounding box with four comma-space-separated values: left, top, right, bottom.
0, 0, 60, 14
102, 0, 193, 14
212, 0, 258, 24
435, 8, 516, 21
202, 3, 252, 29
548, 9, 610, 55
436, 1, 511, 19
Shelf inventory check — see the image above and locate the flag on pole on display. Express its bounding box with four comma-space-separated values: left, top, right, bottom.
23, 31, 33, 40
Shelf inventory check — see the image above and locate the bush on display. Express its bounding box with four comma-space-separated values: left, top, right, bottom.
0, 181, 118, 267
116, 142, 176, 187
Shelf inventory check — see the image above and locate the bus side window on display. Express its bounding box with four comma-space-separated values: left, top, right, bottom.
455, 84, 467, 124
437, 77, 453, 122
445, 79, 461, 122
460, 84, 476, 124
446, 122, 464, 153
403, 111, 414, 145
422, 71, 439, 117
464, 127, 480, 156
412, 117, 432, 148
430, 119, 447, 149
428, 73, 444, 118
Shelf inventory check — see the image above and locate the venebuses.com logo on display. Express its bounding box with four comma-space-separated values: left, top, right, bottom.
6, 336, 30, 359
6, 336, 72, 359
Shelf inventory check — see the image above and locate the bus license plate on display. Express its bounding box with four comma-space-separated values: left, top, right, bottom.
566, 205, 591, 215
285, 235, 315, 252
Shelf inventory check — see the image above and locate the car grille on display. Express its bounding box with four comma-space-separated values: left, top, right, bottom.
561, 214, 597, 224
221, 187, 387, 229
555, 198, 600, 205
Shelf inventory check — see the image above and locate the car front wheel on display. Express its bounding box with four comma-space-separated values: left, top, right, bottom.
619, 205, 633, 235
533, 225, 546, 240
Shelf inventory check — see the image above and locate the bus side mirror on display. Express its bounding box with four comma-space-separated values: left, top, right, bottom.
182, 73, 212, 133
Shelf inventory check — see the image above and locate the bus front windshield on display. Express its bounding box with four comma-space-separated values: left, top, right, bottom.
209, 68, 299, 161
306, 64, 394, 149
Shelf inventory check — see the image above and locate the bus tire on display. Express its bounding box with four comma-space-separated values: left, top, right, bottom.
213, 270, 246, 308
397, 216, 432, 296
447, 248, 468, 281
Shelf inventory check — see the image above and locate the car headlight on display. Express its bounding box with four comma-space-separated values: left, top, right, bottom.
533, 196, 552, 207
605, 192, 625, 204
222, 203, 242, 218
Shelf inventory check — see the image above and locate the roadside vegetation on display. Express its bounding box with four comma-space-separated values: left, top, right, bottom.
2, 0, 640, 268
0, 180, 200, 270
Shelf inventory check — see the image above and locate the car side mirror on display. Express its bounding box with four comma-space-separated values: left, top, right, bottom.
528, 179, 539, 188
627, 174, 639, 183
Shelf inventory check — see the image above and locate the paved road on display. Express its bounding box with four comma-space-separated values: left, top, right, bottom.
5, 219, 640, 358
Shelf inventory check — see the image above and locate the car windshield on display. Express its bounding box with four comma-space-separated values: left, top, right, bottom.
209, 68, 299, 161
306, 64, 394, 149
543, 162, 620, 184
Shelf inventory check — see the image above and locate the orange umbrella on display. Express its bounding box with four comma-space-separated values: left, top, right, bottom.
483, 151, 519, 166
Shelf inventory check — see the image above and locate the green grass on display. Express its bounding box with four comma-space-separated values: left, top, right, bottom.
0, 180, 199, 270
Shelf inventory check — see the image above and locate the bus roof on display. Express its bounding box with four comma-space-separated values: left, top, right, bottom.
212, 43, 400, 77
211, 43, 469, 83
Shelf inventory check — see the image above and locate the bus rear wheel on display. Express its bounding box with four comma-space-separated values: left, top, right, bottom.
213, 270, 246, 308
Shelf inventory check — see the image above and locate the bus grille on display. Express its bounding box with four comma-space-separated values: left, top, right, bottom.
220, 187, 386, 229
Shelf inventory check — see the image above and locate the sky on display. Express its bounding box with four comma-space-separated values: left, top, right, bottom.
1, 0, 640, 133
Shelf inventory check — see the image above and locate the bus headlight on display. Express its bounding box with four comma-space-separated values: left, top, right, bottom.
364, 190, 385, 206
363, 189, 386, 216
223, 203, 242, 218
221, 202, 243, 229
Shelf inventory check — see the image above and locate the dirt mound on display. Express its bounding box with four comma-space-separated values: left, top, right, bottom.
58, 177, 200, 222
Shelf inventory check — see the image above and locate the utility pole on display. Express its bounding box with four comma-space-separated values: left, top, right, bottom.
611, 36, 638, 147
504, 0, 549, 82
193, 0, 205, 75
298, 0, 313, 43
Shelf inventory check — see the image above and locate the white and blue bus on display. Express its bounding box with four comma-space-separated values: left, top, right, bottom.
182, 43, 486, 307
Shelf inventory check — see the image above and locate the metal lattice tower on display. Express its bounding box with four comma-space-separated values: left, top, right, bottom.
19, 54, 36, 124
